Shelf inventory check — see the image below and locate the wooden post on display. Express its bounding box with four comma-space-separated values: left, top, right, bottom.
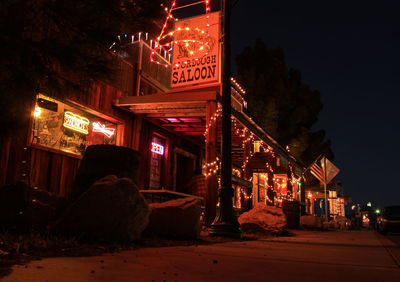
132, 116, 143, 151
205, 101, 218, 224
242, 130, 249, 180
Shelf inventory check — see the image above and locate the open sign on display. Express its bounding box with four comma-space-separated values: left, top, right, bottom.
151, 142, 164, 155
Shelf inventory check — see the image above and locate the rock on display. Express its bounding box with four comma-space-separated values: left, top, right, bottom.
333, 216, 351, 230
53, 175, 150, 242
300, 215, 323, 229
29, 188, 68, 231
238, 203, 287, 234
0, 182, 67, 233
323, 221, 339, 230
72, 145, 140, 200
145, 197, 202, 239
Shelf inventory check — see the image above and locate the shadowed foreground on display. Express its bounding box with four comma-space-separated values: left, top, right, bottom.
4, 230, 400, 282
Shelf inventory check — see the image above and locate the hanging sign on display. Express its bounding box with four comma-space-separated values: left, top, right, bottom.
92, 121, 116, 138
151, 142, 164, 155
63, 111, 90, 134
171, 12, 221, 87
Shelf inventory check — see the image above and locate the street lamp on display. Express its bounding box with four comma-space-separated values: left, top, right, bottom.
209, 0, 241, 238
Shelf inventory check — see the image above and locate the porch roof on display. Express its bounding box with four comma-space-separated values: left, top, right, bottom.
115, 84, 304, 172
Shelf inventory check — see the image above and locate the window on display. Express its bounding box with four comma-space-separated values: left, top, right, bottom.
274, 174, 287, 196
32, 94, 118, 156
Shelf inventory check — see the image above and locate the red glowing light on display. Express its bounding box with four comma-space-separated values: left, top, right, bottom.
92, 121, 116, 138
151, 142, 164, 155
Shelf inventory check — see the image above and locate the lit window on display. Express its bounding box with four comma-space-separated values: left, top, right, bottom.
32, 94, 118, 156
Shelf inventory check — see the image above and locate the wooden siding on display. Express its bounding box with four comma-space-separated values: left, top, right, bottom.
0, 79, 137, 198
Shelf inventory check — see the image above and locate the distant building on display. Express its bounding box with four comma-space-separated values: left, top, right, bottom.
305, 181, 345, 217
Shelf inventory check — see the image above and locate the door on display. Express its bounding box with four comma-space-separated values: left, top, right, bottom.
174, 148, 196, 193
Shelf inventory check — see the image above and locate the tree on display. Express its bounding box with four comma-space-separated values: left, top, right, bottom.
236, 39, 334, 165
0, 0, 168, 141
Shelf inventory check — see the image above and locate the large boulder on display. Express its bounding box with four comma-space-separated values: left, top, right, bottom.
300, 215, 323, 229
145, 197, 202, 239
238, 203, 287, 234
0, 182, 67, 233
72, 145, 140, 199
29, 188, 68, 231
53, 175, 150, 242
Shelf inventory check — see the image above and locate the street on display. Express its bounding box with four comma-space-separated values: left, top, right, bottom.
3, 230, 400, 282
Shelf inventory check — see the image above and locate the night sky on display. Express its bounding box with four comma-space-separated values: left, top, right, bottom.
230, 1, 400, 208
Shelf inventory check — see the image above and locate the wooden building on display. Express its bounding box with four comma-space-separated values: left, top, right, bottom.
1, 29, 305, 224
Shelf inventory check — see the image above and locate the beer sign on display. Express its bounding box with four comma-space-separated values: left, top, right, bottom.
63, 111, 89, 135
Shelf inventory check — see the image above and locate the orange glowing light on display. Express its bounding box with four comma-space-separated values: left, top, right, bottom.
63, 111, 90, 135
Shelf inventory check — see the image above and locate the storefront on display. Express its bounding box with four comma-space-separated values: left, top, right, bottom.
0, 12, 305, 224
306, 189, 345, 217
32, 94, 121, 157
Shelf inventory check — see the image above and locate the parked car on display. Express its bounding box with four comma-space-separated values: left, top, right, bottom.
377, 206, 400, 234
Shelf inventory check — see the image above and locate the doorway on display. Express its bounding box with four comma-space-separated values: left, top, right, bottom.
173, 148, 196, 193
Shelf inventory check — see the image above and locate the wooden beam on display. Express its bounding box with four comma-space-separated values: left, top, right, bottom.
161, 122, 205, 127
182, 132, 205, 136
129, 102, 207, 111
205, 100, 218, 224
143, 112, 206, 118
117, 91, 217, 106
173, 127, 204, 132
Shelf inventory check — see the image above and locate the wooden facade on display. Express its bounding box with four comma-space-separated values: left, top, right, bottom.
0, 36, 305, 224
0, 82, 137, 198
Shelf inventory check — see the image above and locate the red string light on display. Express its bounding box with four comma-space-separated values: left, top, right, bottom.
151, 0, 212, 68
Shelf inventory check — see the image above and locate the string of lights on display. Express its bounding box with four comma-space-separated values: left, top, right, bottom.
151, 0, 212, 68
202, 77, 302, 204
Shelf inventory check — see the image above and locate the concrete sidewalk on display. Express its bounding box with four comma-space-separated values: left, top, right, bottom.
4, 230, 400, 282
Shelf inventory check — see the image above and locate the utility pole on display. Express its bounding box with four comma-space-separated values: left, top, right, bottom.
324, 157, 328, 221
209, 0, 241, 238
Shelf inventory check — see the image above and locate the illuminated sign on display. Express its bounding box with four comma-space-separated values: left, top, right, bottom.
171, 12, 220, 87
151, 142, 164, 155
92, 121, 116, 138
63, 111, 89, 134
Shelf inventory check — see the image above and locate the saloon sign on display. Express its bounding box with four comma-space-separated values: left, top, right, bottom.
171, 12, 220, 87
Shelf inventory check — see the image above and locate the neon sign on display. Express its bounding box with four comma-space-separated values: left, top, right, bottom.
151, 142, 164, 155
63, 111, 89, 134
92, 121, 116, 138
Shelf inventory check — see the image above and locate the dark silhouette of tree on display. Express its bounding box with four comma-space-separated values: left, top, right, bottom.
0, 0, 168, 141
236, 39, 334, 165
